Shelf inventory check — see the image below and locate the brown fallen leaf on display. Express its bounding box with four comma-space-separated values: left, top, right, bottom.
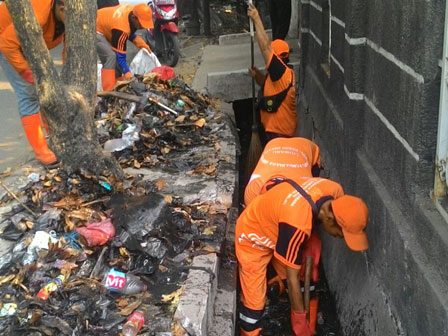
43, 180, 52, 187
119, 247, 130, 258
194, 118, 206, 128
134, 160, 141, 169
175, 115, 186, 123
119, 300, 142, 316
155, 179, 166, 191
54, 175, 62, 182
172, 322, 188, 336
116, 298, 129, 309
0, 274, 15, 286
64, 215, 75, 231
0, 167, 12, 178
202, 226, 217, 235
164, 195, 173, 203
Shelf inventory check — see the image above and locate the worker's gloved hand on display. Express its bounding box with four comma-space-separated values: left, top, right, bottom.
141, 44, 152, 54
291, 310, 313, 336
299, 231, 321, 283
20, 69, 34, 85
124, 72, 133, 79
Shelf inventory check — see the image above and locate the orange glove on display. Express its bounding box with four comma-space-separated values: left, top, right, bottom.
124, 72, 133, 79
299, 231, 321, 283
20, 69, 34, 85
291, 310, 313, 336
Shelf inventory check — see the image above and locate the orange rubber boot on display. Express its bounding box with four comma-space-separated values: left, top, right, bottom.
101, 68, 117, 91
21, 114, 57, 165
240, 327, 262, 336
309, 297, 319, 335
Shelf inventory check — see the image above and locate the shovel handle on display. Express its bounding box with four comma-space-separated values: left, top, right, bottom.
304, 256, 312, 319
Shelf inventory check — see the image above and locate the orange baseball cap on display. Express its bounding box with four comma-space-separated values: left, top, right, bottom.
271, 39, 290, 59
133, 4, 154, 29
331, 195, 369, 251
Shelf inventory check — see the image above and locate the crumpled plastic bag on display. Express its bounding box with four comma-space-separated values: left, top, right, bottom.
130, 48, 161, 75
151, 65, 175, 80
76, 218, 115, 247
97, 63, 103, 91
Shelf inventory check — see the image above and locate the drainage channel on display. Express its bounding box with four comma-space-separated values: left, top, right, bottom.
232, 98, 344, 336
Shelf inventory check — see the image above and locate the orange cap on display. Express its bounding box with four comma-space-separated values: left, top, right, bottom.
133, 4, 154, 29
331, 195, 369, 251
271, 39, 290, 59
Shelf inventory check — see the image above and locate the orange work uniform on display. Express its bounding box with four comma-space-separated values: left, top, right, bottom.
0, 0, 65, 75
96, 5, 149, 56
259, 51, 297, 137
236, 177, 343, 335
244, 137, 321, 205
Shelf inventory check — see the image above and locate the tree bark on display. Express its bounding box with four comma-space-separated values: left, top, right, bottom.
5, 0, 123, 178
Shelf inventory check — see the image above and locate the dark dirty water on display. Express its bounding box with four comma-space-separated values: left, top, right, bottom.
233, 100, 344, 336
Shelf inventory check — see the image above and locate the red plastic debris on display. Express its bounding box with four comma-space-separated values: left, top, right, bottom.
151, 66, 176, 80
76, 218, 115, 247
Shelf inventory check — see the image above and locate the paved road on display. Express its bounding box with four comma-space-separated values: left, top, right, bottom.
0, 46, 64, 172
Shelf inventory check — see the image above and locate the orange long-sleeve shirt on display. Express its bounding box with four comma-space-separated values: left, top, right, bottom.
0, 0, 65, 74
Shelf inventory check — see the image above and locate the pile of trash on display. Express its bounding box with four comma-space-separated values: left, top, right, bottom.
0, 73, 231, 335
96, 73, 224, 176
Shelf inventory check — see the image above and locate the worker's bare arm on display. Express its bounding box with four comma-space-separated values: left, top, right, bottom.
286, 266, 305, 312
247, 4, 272, 63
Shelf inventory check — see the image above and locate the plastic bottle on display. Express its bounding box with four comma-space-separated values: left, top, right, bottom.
122, 306, 148, 336
102, 268, 147, 295
36, 275, 65, 300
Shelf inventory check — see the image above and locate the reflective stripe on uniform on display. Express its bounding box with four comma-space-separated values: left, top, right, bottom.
239, 312, 260, 325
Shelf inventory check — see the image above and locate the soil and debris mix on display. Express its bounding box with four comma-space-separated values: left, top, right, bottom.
0, 74, 232, 335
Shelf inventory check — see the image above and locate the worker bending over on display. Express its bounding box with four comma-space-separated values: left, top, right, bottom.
247, 4, 297, 142
245, 137, 321, 205
0, 0, 66, 165
96, 4, 154, 91
236, 177, 369, 335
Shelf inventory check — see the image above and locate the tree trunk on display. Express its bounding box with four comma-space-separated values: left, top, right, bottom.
4, 0, 123, 178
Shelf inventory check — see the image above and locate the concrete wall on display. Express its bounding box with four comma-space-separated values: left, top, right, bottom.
298, 0, 448, 335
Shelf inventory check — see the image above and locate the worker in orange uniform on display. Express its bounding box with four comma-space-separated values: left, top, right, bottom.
96, 3, 154, 91
0, 0, 66, 165
245, 137, 322, 206
247, 4, 297, 142
236, 177, 369, 335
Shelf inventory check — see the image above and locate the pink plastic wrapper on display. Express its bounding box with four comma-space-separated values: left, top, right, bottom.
151, 66, 175, 80
76, 218, 115, 247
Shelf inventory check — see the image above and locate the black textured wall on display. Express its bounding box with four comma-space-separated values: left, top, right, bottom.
298, 0, 448, 335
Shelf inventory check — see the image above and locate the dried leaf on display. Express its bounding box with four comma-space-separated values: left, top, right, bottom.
158, 265, 168, 272
209, 204, 227, 215
161, 287, 183, 303
54, 176, 62, 182
202, 245, 216, 253
43, 180, 52, 187
214, 143, 222, 151
172, 322, 188, 336
161, 147, 170, 154
133, 160, 141, 169
119, 300, 142, 316
0, 274, 15, 286
64, 215, 75, 231
155, 179, 166, 191
175, 115, 186, 122
164, 195, 173, 203
116, 298, 129, 308
119, 247, 130, 258
194, 118, 206, 128
202, 226, 217, 235
25, 221, 34, 230
0, 167, 12, 178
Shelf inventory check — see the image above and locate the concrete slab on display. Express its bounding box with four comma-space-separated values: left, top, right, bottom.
174, 253, 219, 336
192, 38, 299, 102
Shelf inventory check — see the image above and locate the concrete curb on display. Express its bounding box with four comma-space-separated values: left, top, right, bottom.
218, 30, 273, 46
